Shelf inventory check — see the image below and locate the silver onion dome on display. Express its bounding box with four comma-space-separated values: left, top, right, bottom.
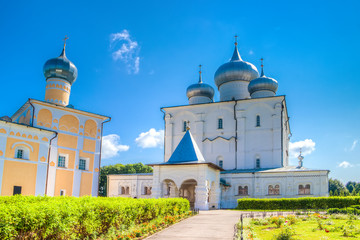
186, 65, 215, 100
214, 44, 259, 89
248, 65, 278, 95
43, 45, 78, 84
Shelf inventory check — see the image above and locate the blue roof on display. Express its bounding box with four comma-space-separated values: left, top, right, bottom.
166, 130, 205, 164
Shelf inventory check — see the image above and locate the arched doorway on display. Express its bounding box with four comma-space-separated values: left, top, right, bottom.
161, 179, 178, 198
179, 179, 197, 208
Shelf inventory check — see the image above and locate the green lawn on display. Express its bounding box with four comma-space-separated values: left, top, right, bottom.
241, 214, 360, 240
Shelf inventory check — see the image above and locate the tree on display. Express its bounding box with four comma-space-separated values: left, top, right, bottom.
98, 163, 153, 196
329, 178, 346, 196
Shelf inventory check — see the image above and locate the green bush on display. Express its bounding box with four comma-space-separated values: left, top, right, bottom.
237, 197, 360, 210
327, 207, 360, 215
0, 196, 189, 239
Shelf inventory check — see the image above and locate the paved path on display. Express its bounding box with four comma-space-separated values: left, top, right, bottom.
146, 210, 240, 240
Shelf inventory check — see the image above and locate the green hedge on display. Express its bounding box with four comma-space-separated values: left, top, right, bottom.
327, 207, 360, 215
237, 197, 360, 210
0, 196, 189, 239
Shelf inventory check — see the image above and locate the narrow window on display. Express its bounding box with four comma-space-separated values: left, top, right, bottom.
121, 186, 125, 194
60, 189, 66, 196
268, 185, 273, 195
305, 184, 310, 195
244, 186, 248, 195
298, 185, 303, 195
79, 159, 86, 170
256, 115, 260, 127
183, 121, 187, 132
16, 149, 24, 159
256, 158, 260, 169
58, 155, 66, 168
144, 186, 148, 195
238, 186, 243, 195
13, 186, 22, 195
218, 118, 223, 129
219, 160, 223, 168
126, 187, 130, 195
274, 185, 280, 195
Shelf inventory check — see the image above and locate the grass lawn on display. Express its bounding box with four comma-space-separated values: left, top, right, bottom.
242, 213, 360, 239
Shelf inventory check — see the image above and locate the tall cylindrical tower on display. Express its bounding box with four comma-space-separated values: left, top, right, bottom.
43, 39, 77, 106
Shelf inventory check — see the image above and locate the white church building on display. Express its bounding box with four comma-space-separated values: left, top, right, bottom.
107, 39, 329, 209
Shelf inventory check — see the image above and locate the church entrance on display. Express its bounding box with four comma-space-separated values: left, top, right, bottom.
179, 179, 197, 209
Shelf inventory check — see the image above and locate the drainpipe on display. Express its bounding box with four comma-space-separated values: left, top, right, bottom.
45, 132, 58, 195
28, 98, 35, 127
233, 100, 238, 169
98, 117, 111, 196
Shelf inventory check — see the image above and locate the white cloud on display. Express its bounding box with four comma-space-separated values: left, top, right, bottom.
110, 30, 140, 74
350, 140, 358, 151
338, 161, 353, 168
102, 134, 129, 159
135, 128, 164, 148
289, 139, 316, 158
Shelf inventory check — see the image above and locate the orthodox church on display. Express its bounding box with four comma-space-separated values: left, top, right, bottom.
108, 38, 329, 209
0, 40, 110, 196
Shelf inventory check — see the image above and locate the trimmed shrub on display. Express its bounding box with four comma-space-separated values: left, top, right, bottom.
327, 207, 360, 215
237, 197, 360, 210
0, 196, 189, 239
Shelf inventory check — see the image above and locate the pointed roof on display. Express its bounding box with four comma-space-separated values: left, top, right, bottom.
167, 130, 205, 164
230, 45, 242, 61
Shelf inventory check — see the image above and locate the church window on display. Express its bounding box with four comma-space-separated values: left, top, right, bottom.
143, 186, 148, 195
238, 186, 248, 195
256, 115, 261, 127
218, 118, 223, 129
120, 186, 126, 195
125, 187, 130, 195
256, 158, 260, 169
79, 159, 87, 170
299, 184, 310, 195
183, 121, 187, 132
16, 149, 24, 159
60, 189, 66, 196
58, 155, 66, 168
219, 160, 223, 168
268, 185, 280, 195
13, 186, 22, 195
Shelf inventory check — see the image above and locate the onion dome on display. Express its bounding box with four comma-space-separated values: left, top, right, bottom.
0, 116, 12, 122
214, 38, 259, 89
186, 65, 214, 104
248, 58, 278, 98
43, 41, 78, 85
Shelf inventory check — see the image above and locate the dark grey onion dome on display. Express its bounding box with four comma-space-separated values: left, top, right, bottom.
214, 45, 259, 89
248, 68, 278, 97
43, 46, 78, 84
186, 66, 214, 104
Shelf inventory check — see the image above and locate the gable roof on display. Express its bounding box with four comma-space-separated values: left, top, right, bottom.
167, 130, 205, 164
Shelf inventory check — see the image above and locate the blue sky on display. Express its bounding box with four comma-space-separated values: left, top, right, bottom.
1, 0, 359, 183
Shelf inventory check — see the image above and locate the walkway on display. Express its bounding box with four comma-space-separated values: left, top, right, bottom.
146, 210, 240, 240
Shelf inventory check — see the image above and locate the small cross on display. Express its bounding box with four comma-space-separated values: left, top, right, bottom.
63, 35, 69, 46
260, 58, 264, 68
234, 35, 238, 46
186, 120, 190, 130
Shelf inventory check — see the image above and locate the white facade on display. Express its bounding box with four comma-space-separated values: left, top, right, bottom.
107, 42, 329, 209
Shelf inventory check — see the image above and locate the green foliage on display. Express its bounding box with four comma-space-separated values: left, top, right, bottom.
327, 207, 360, 215
0, 195, 189, 239
237, 196, 360, 210
99, 163, 153, 196
329, 179, 360, 196
272, 226, 295, 240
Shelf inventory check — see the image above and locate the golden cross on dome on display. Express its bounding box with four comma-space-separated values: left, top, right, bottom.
234, 35, 238, 46
198, 64, 202, 83
186, 120, 190, 131
63, 36, 69, 47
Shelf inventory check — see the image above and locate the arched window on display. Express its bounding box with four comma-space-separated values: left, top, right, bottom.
125, 187, 130, 195
298, 185, 304, 195
15, 146, 30, 160
121, 186, 125, 195
268, 185, 274, 195
256, 115, 260, 127
256, 158, 260, 169
274, 185, 280, 195
218, 118, 223, 129
144, 186, 148, 195
219, 160, 223, 168
238, 186, 248, 195
305, 184, 310, 195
